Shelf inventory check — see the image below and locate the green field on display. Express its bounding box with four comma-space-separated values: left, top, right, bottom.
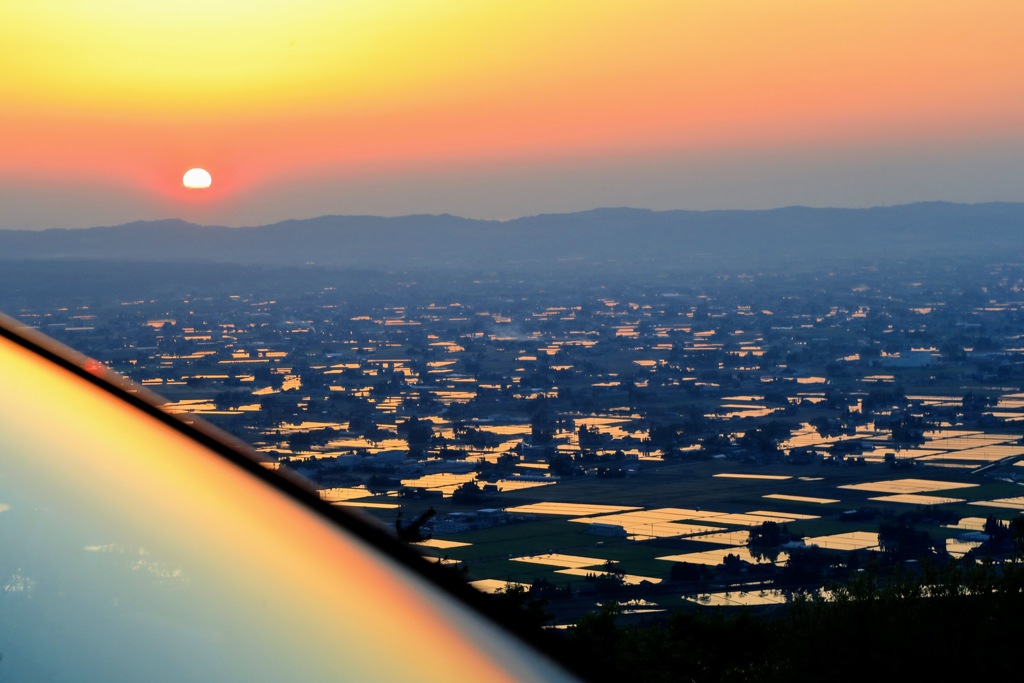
417, 457, 1024, 593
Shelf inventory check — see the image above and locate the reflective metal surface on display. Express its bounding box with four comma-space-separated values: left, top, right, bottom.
0, 315, 575, 682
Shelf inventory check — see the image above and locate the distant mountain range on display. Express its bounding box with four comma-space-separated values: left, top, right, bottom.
2, 202, 1023, 271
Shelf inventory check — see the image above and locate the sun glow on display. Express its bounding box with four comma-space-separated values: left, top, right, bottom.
182, 168, 212, 189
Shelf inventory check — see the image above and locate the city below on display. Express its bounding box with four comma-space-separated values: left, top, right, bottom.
5, 250, 1024, 626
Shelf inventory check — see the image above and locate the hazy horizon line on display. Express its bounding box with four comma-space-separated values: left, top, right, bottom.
7, 199, 1021, 233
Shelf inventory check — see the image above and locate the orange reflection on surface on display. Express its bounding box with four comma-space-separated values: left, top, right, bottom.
0, 332, 572, 682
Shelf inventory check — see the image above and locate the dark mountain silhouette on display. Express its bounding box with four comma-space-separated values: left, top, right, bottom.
2, 202, 1022, 271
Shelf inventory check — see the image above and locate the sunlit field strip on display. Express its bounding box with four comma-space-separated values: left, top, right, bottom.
969, 497, 1024, 511
748, 510, 819, 520
989, 413, 1024, 422
945, 517, 988, 531
839, 478, 978, 494
714, 406, 774, 419
493, 480, 555, 492
469, 579, 529, 594
400, 472, 476, 496
684, 590, 791, 607
803, 531, 880, 551
706, 512, 808, 526
869, 494, 966, 505
885, 448, 945, 459
919, 445, 1023, 462
619, 508, 711, 522
504, 502, 641, 516
574, 508, 715, 524
625, 507, 794, 526
569, 517, 722, 539
926, 431, 1005, 446
512, 553, 610, 569
401, 472, 476, 488
781, 429, 845, 450
555, 568, 661, 585
657, 547, 781, 567
334, 501, 400, 509
907, 396, 962, 407
324, 437, 407, 452
571, 507, 814, 532
415, 538, 471, 550
713, 473, 791, 481
686, 530, 751, 546
763, 493, 840, 504
318, 486, 373, 502
477, 424, 531, 436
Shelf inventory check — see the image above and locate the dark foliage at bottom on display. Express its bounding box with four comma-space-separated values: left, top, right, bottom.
541, 561, 1024, 682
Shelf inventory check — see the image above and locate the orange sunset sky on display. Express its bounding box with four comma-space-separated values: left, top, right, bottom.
2, 1, 1022, 229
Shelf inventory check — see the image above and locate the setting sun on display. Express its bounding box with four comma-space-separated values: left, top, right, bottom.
2, 1, 1023, 227
182, 168, 212, 189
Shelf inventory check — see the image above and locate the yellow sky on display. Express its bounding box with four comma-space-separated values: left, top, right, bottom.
2, 1, 1022, 227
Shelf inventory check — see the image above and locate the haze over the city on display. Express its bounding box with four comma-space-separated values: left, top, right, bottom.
2, 1, 1023, 230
